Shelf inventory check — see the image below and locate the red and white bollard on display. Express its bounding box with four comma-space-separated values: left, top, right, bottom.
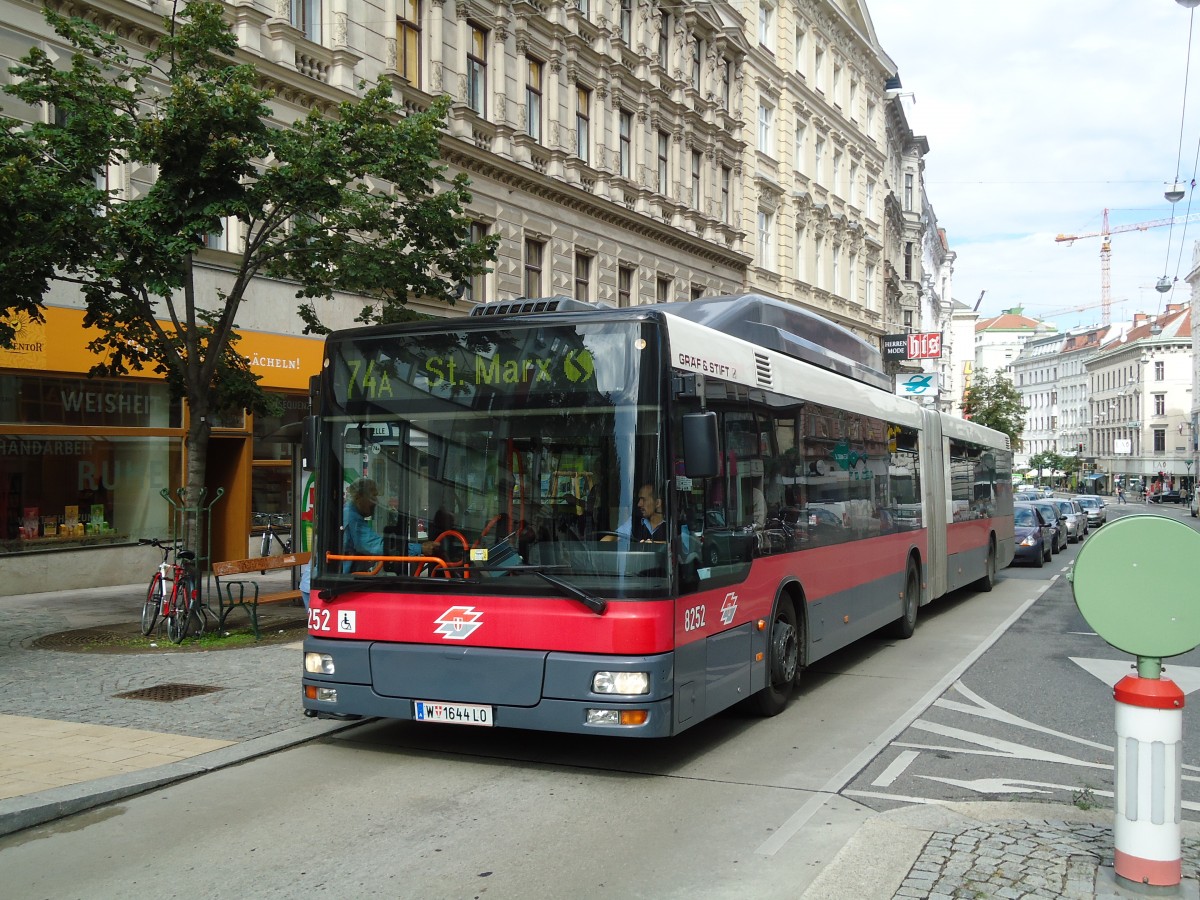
1113, 674, 1185, 889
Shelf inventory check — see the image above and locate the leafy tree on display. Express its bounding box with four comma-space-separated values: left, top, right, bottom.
1, 2, 496, 545
962, 368, 1025, 449
1027, 450, 1067, 484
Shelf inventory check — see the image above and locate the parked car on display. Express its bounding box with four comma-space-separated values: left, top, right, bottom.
1030, 499, 1068, 554
1073, 495, 1107, 527
1014, 491, 1042, 502
1013, 503, 1049, 567
1053, 498, 1087, 542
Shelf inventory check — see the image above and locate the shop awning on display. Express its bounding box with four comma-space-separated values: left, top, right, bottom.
1085, 473, 1105, 480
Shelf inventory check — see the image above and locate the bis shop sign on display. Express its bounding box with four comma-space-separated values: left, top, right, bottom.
884, 332, 942, 400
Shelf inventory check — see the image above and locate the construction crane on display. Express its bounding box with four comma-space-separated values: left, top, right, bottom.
1055, 209, 1200, 326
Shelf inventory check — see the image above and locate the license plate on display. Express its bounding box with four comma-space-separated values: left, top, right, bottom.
413, 700, 494, 727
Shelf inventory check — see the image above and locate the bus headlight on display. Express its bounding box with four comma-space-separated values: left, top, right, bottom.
305, 652, 335, 674
592, 671, 650, 694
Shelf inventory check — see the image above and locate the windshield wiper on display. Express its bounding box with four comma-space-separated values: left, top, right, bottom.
473, 563, 608, 615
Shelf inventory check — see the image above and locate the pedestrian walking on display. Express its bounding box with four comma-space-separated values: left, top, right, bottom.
1117, 486, 1125, 504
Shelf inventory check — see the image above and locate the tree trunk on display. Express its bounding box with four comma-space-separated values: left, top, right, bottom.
184, 410, 212, 557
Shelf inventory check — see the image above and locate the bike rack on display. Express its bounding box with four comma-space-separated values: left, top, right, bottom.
160, 486, 225, 608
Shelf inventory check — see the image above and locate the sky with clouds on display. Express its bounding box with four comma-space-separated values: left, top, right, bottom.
867, 1, 1200, 330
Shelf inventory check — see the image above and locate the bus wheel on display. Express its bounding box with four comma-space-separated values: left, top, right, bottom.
752, 597, 800, 717
973, 540, 996, 593
890, 562, 920, 639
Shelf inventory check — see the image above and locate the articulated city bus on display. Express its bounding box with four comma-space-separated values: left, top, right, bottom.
302, 294, 1015, 736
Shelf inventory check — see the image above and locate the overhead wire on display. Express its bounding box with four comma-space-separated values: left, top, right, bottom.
1161, 7, 1198, 311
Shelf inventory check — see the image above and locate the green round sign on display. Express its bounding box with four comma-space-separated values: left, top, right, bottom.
1072, 514, 1200, 658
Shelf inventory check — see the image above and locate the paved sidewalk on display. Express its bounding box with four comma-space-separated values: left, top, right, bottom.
0, 573, 360, 837
3, 576, 1200, 898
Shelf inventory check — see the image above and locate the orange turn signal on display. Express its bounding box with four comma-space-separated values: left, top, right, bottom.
619, 709, 649, 726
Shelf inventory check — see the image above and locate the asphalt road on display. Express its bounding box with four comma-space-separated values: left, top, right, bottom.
845, 498, 1200, 817
2, 497, 1189, 899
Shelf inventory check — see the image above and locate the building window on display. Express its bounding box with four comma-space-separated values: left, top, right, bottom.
577, 0, 589, 17
690, 284, 704, 301
576, 86, 591, 164
903, 310, 913, 329
465, 221, 488, 303
574, 252, 592, 302
794, 224, 805, 281
832, 243, 841, 294
467, 24, 487, 115
794, 27, 805, 72
814, 235, 823, 288
691, 150, 702, 208
814, 137, 824, 183
292, 0, 321, 43
619, 110, 633, 178
720, 165, 731, 224
1155, 428, 1166, 452
1154, 393, 1166, 416
396, 0, 420, 85
757, 209, 775, 269
832, 149, 842, 192
864, 262, 876, 309
794, 121, 805, 169
657, 130, 670, 193
904, 173, 914, 210
620, 0, 632, 44
524, 238, 544, 299
865, 180, 875, 217
659, 9, 671, 62
757, 102, 774, 154
618, 264, 634, 307
813, 48, 824, 91
723, 59, 733, 109
203, 218, 227, 251
904, 242, 913, 280
656, 276, 672, 304
849, 78, 858, 119
525, 57, 543, 142
692, 37, 703, 91
758, 1, 774, 47
848, 251, 858, 303
832, 64, 841, 106
1155, 360, 1165, 381
866, 101, 876, 136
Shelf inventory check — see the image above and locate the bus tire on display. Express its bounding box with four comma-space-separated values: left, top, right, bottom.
752, 596, 800, 717
973, 539, 996, 593
889, 561, 920, 639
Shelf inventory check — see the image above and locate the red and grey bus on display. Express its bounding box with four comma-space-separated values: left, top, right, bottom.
302, 294, 1014, 736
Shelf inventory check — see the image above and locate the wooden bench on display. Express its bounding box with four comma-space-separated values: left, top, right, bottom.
212, 551, 310, 639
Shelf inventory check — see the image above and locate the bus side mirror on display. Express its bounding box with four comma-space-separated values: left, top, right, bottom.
302, 415, 318, 469
682, 412, 719, 478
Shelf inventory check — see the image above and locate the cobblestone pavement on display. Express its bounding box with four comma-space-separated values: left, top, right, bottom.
0, 575, 309, 743
894, 817, 1200, 899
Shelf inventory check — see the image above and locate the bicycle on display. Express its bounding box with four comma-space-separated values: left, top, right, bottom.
255, 513, 293, 558
139, 537, 203, 644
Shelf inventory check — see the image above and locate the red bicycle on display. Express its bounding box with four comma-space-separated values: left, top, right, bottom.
139, 537, 201, 643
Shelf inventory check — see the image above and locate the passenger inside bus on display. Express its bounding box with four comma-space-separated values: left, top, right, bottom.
342, 478, 384, 572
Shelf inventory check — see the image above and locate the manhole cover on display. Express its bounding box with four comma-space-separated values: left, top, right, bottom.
114, 683, 225, 702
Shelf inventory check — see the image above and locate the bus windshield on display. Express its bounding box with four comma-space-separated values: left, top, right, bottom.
317, 318, 670, 598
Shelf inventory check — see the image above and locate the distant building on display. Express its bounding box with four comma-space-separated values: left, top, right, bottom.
974, 308, 1057, 378
1088, 305, 1192, 494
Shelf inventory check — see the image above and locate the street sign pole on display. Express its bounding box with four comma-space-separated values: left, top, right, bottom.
1069, 515, 1200, 891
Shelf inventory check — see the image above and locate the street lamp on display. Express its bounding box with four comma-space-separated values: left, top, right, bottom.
1178, 0, 1200, 8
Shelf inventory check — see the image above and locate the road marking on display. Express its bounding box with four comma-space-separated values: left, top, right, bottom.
755, 586, 1047, 857
910, 719, 1110, 769
936, 681, 1112, 751
844, 789, 950, 806
872, 750, 920, 788
915, 775, 1200, 812
1070, 657, 1200, 695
